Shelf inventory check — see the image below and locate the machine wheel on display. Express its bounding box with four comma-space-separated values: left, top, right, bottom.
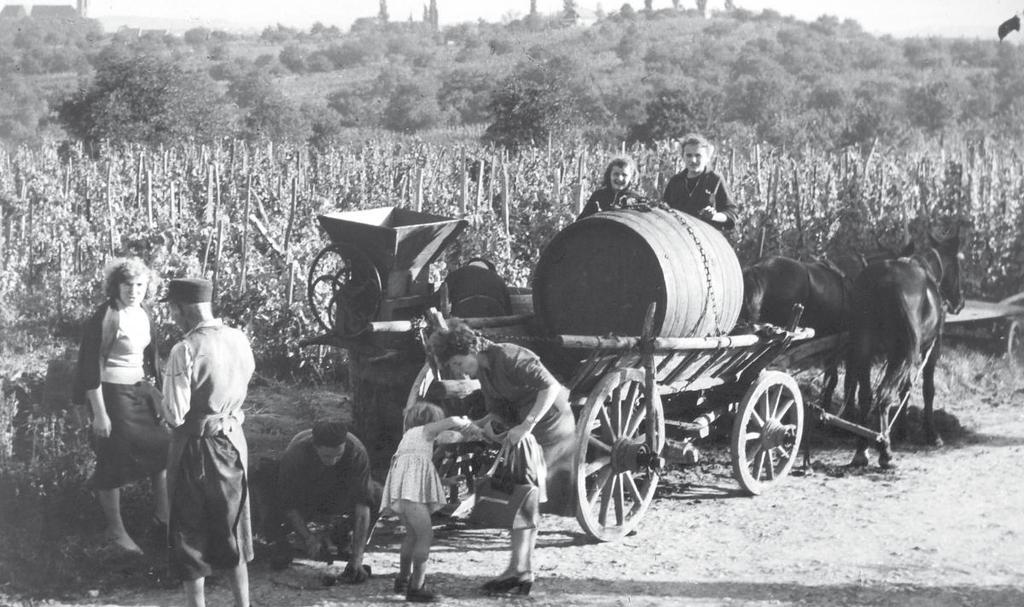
574, 367, 665, 542
306, 243, 382, 336
731, 370, 804, 496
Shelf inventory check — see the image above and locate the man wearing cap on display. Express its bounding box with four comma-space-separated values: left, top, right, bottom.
264, 420, 382, 583
161, 278, 255, 607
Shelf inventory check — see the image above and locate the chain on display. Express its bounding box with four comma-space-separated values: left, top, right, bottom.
664, 208, 723, 336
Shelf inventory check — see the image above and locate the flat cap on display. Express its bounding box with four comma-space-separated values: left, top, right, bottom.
162, 278, 212, 303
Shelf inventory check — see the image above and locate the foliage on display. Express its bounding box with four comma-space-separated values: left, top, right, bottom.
57, 54, 235, 146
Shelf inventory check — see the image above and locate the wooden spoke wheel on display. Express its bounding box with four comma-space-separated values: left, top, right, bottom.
574, 367, 665, 542
731, 370, 804, 496
306, 243, 382, 336
1005, 320, 1023, 364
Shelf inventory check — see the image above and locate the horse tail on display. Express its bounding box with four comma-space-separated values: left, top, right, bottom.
877, 289, 920, 410
741, 268, 765, 324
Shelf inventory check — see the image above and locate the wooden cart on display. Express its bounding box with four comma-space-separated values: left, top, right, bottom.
302, 206, 814, 542
398, 307, 813, 542
944, 295, 1024, 361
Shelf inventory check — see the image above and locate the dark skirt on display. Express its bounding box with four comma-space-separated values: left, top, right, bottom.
532, 389, 576, 516
90, 382, 171, 490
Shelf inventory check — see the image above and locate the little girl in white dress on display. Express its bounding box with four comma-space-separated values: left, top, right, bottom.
381, 400, 473, 602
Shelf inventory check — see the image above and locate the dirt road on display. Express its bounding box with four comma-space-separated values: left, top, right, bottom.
18, 356, 1024, 607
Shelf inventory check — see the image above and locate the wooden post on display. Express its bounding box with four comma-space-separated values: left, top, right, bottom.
501, 160, 511, 237
145, 168, 153, 228
240, 173, 251, 292
576, 151, 587, 215
460, 148, 468, 215
213, 162, 221, 221
211, 219, 224, 301
106, 162, 115, 256
284, 175, 298, 255
169, 181, 176, 225
415, 167, 424, 213
475, 156, 484, 213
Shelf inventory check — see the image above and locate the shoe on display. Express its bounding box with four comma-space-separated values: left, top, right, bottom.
482, 572, 533, 596
406, 584, 437, 602
394, 576, 409, 594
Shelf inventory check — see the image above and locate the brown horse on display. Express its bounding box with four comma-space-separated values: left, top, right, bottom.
742, 256, 853, 408
844, 230, 965, 468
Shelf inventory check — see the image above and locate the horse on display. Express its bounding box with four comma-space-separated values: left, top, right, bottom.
742, 256, 854, 409
844, 229, 965, 468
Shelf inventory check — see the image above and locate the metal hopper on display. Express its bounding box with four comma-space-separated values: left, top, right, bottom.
317, 206, 467, 295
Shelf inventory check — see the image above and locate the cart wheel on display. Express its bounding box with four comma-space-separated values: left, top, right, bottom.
731, 370, 804, 496
306, 243, 382, 335
1005, 320, 1023, 363
575, 367, 665, 542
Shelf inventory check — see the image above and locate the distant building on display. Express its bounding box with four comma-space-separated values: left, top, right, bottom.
77, 0, 88, 18
30, 4, 81, 20
0, 5, 27, 19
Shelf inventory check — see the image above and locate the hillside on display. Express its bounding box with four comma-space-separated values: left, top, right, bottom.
0, 6, 1021, 149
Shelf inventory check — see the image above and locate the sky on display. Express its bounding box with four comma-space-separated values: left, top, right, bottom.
62, 1, 1020, 39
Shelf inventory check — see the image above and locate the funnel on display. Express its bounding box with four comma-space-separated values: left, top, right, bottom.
317, 207, 467, 284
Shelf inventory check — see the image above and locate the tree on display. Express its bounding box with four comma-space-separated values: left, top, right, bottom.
382, 81, 444, 132
563, 0, 578, 20
57, 54, 233, 146
484, 52, 599, 147
227, 71, 310, 143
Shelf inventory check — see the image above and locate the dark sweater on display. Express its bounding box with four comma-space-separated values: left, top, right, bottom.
576, 187, 649, 220
661, 169, 737, 230
73, 300, 161, 405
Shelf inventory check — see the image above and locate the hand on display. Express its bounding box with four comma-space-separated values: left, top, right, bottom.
92, 412, 112, 438
699, 205, 715, 219
506, 422, 532, 446
450, 415, 472, 430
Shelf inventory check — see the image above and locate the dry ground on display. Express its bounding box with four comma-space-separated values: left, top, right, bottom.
7, 349, 1024, 607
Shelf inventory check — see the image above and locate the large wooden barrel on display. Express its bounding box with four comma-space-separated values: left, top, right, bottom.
532, 207, 742, 338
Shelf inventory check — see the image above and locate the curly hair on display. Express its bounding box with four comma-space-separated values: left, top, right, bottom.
103, 257, 153, 302
600, 156, 637, 189
427, 318, 483, 363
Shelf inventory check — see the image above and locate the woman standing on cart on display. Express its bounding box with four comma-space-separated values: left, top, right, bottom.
429, 320, 574, 596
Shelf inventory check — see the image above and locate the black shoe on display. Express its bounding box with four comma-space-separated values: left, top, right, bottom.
394, 576, 409, 594
482, 573, 533, 596
406, 584, 437, 602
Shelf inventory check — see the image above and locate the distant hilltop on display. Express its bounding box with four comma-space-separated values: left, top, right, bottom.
0, 1, 88, 20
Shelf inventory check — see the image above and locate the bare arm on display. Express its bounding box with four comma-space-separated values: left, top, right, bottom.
506, 383, 562, 445
420, 415, 471, 442
85, 388, 111, 437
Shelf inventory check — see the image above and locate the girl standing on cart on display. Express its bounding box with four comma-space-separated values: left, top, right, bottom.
429, 320, 575, 596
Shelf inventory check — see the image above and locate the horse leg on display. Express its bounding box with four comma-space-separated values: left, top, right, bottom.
818, 362, 839, 411
850, 366, 872, 468
922, 340, 942, 447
